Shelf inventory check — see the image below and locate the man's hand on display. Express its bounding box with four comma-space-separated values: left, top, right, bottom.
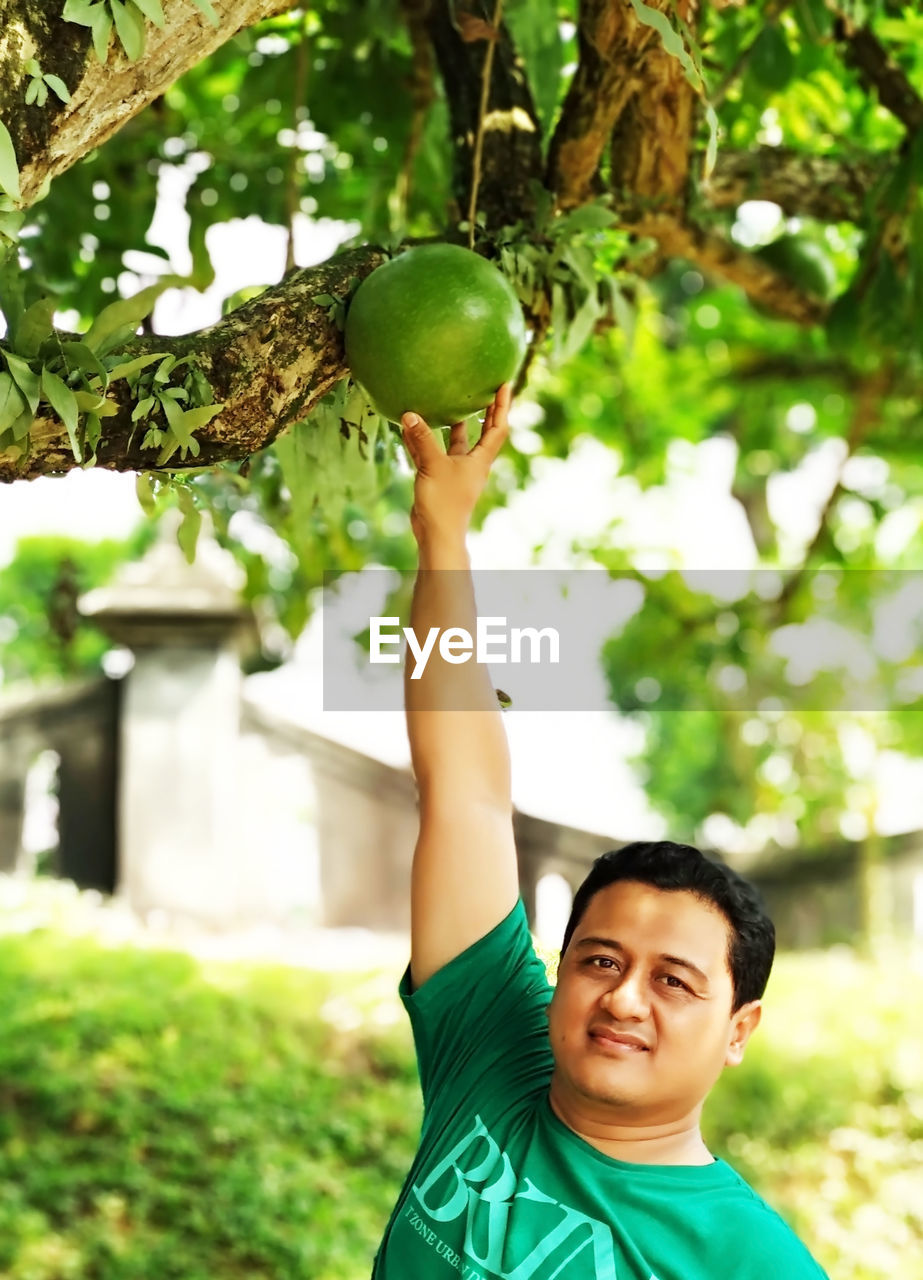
401, 383, 512, 549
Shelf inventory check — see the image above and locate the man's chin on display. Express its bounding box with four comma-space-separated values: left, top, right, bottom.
554, 1064, 650, 1113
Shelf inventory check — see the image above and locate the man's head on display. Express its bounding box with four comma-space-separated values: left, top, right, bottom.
546, 841, 776, 1127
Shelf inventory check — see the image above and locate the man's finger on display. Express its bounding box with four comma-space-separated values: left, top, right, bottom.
471, 383, 511, 463
447, 421, 469, 456
401, 412, 441, 471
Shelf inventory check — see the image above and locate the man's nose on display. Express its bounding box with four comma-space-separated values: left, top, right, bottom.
599, 969, 650, 1020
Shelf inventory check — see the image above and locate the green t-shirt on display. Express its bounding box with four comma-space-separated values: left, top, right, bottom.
373, 898, 829, 1280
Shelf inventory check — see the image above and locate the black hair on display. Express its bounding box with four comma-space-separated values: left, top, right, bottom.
560, 840, 776, 1012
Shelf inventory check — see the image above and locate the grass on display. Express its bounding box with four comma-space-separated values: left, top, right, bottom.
0, 899, 920, 1279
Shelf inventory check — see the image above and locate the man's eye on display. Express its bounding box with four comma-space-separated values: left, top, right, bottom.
586, 956, 617, 970
662, 975, 690, 991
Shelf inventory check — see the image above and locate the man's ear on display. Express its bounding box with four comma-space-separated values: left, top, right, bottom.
724, 1000, 762, 1067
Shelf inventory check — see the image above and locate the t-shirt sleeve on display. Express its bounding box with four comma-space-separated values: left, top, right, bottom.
398, 898, 554, 1124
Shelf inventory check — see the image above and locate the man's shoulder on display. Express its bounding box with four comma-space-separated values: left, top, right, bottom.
710, 1160, 829, 1276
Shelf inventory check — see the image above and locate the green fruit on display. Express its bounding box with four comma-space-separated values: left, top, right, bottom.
344, 243, 528, 426
755, 234, 837, 300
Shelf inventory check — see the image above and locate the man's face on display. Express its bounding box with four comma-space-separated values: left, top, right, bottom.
546, 880, 761, 1127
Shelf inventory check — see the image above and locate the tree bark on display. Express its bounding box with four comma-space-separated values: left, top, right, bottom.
0, 246, 384, 483
707, 147, 888, 224
0, 0, 294, 207
424, 0, 544, 230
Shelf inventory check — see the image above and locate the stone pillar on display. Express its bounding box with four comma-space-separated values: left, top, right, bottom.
0, 772, 26, 873
0, 724, 38, 874
79, 512, 254, 925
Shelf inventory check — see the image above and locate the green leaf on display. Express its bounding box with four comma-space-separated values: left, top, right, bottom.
83, 412, 102, 461
0, 121, 21, 203
701, 103, 719, 181
110, 0, 146, 60
185, 365, 214, 407
43, 74, 72, 104
176, 403, 224, 433
794, 0, 834, 39
94, 323, 142, 359
190, 0, 220, 26
132, 395, 157, 421
36, 82, 49, 108
62, 0, 101, 22
749, 25, 794, 93
89, 7, 113, 62
130, 0, 165, 27
826, 288, 861, 352
24, 59, 40, 76
136, 471, 157, 516
9, 406, 35, 442
41, 367, 82, 461
553, 204, 617, 237
176, 493, 202, 564
550, 281, 568, 366
560, 243, 598, 294
158, 391, 191, 445
0, 207, 24, 247
177, 499, 202, 560
83, 284, 169, 354
0, 373, 27, 434
312, 293, 336, 306
25, 78, 40, 107
155, 435, 180, 465
59, 340, 110, 383
13, 297, 56, 358
559, 289, 601, 363
72, 389, 110, 413
2, 351, 40, 414
153, 354, 177, 383
607, 278, 636, 355
107, 351, 169, 380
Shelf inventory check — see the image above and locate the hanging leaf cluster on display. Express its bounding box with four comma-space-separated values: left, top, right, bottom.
126, 353, 224, 466
491, 193, 639, 365
23, 60, 72, 109
0, 275, 219, 467
274, 379, 399, 534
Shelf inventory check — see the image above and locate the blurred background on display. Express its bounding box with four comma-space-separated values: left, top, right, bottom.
1, 1, 922, 1277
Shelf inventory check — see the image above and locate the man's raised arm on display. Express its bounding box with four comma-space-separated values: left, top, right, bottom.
400, 385, 520, 991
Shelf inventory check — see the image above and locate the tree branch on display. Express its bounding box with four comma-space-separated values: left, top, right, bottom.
0, 246, 385, 483
706, 146, 888, 223
395, 0, 438, 226
639, 215, 828, 324
424, 0, 543, 229
0, 0, 294, 207
832, 8, 923, 133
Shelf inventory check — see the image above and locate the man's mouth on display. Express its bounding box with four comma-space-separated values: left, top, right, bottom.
588, 1028, 651, 1053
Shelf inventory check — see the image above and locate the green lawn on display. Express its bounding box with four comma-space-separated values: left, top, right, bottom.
0, 911, 919, 1279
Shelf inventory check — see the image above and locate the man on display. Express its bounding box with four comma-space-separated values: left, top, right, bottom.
372, 384, 829, 1279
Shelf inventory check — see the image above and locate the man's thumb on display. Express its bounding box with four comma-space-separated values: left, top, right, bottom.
401, 412, 420, 430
